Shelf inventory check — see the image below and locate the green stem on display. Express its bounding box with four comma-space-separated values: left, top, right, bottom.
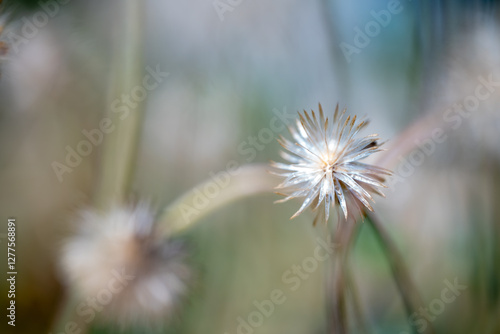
344, 222, 372, 334
94, 0, 144, 209
366, 212, 435, 334
344, 264, 371, 334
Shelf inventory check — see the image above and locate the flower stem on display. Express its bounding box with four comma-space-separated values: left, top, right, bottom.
326, 218, 358, 334
93, 0, 144, 210
366, 211, 435, 334
158, 164, 278, 237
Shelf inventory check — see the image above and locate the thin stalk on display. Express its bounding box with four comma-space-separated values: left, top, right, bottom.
344, 264, 371, 334
375, 94, 471, 171
344, 221, 372, 334
94, 0, 145, 209
326, 217, 358, 334
158, 164, 278, 237
366, 211, 435, 334
329, 256, 348, 334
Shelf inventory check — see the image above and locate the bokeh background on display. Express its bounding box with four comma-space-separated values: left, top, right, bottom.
1, 0, 500, 333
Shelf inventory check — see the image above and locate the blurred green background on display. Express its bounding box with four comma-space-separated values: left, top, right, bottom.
1, 0, 500, 333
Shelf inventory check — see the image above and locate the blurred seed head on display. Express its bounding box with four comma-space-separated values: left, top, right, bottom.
61, 204, 191, 327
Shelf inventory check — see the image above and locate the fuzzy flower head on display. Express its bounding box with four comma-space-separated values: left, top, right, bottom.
272, 104, 391, 225
61, 204, 191, 327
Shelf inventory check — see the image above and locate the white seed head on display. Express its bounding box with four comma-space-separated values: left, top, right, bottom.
272, 104, 391, 225
61, 204, 191, 327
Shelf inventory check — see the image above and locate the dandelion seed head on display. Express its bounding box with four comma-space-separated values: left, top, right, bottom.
61, 204, 191, 327
272, 103, 391, 225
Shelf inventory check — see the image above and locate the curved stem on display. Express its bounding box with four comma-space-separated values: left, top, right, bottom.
344, 263, 371, 334
344, 221, 372, 334
375, 96, 469, 171
366, 211, 435, 334
158, 164, 278, 237
376, 111, 443, 169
